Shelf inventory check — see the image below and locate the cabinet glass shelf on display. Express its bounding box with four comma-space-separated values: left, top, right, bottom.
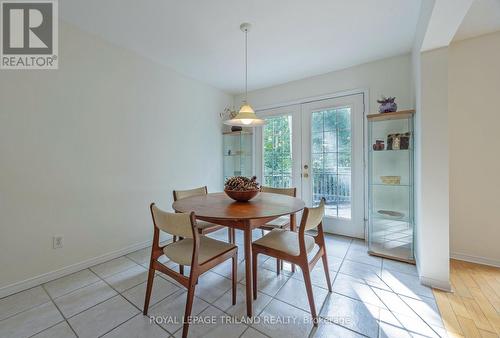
367, 110, 415, 264
223, 130, 253, 183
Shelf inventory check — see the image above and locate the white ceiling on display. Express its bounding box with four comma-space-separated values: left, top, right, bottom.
454, 0, 500, 41
61, 0, 421, 94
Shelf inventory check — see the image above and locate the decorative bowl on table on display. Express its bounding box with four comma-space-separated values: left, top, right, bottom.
224, 176, 260, 202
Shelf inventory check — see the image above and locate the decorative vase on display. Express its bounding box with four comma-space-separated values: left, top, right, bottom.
377, 96, 397, 113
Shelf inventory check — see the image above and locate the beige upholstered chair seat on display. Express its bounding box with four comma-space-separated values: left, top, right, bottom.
263, 216, 290, 228
253, 229, 315, 256
163, 236, 236, 266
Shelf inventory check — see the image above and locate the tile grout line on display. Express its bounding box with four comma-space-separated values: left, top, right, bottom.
0, 299, 54, 324
315, 239, 369, 337
0, 277, 121, 324
207, 235, 346, 337
88, 255, 144, 280
238, 325, 272, 338
5, 301, 66, 338
366, 271, 443, 337
31, 256, 152, 310
312, 237, 376, 338
26, 320, 72, 338
39, 283, 80, 338
93, 264, 177, 337
96, 312, 167, 338
356, 268, 432, 337
39, 272, 150, 336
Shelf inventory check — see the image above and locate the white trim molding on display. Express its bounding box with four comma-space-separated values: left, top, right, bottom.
416, 258, 451, 291
0, 235, 170, 299
419, 275, 452, 292
451, 252, 500, 268
254, 88, 370, 112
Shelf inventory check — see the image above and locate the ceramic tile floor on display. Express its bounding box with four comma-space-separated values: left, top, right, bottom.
0, 231, 446, 338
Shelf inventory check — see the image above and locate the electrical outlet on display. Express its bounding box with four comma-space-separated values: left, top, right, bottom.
53, 236, 63, 249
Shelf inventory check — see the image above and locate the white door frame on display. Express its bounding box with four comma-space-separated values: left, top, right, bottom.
301, 94, 364, 238
254, 88, 369, 239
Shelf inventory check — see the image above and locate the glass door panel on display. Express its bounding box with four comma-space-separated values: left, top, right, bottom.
263, 115, 293, 188
255, 105, 302, 195
302, 95, 365, 238
256, 95, 365, 238
311, 108, 352, 219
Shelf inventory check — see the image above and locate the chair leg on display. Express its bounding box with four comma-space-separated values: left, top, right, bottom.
232, 254, 237, 305
276, 258, 280, 275
261, 229, 265, 237
179, 265, 184, 275
252, 250, 258, 300
228, 228, 236, 244
301, 263, 318, 327
182, 275, 197, 338
321, 251, 333, 292
143, 268, 155, 315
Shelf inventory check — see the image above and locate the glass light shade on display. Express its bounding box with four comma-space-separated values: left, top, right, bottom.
224, 103, 266, 126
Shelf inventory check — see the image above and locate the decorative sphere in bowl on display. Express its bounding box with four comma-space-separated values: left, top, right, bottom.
224, 189, 259, 202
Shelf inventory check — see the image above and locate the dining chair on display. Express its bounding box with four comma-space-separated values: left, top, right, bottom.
144, 203, 238, 338
259, 186, 297, 274
251, 198, 332, 326
174, 187, 236, 276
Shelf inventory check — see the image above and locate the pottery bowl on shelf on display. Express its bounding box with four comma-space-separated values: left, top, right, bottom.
224, 189, 259, 202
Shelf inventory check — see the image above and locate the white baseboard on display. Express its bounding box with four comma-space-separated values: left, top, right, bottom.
0, 235, 170, 299
419, 275, 451, 291
451, 252, 500, 268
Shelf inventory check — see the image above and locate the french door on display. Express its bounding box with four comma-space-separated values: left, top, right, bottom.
255, 94, 365, 238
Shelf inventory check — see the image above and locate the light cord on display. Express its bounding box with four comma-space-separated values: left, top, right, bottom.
245, 28, 248, 103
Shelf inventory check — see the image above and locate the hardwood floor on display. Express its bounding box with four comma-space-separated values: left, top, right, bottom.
433, 259, 500, 337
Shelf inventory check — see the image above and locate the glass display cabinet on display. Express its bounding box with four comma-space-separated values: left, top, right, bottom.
223, 131, 253, 182
367, 110, 415, 263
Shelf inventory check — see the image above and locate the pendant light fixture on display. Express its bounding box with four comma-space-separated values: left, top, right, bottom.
224, 23, 265, 127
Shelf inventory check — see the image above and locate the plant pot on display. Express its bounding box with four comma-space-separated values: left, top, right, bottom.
224, 189, 259, 202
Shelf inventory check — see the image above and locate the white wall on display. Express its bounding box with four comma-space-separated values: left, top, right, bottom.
416, 47, 451, 289
0, 22, 231, 294
410, 0, 452, 290
235, 54, 414, 113
449, 31, 500, 266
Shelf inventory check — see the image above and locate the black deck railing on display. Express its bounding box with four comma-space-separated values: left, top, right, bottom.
263, 172, 350, 206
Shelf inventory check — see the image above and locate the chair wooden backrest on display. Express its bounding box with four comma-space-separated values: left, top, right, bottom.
173, 186, 208, 201
149, 203, 200, 267
303, 198, 325, 231
260, 186, 296, 197
298, 198, 326, 254
150, 204, 196, 239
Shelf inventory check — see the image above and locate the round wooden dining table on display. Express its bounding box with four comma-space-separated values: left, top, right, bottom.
172, 192, 305, 317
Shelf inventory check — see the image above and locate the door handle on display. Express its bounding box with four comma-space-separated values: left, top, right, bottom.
303, 164, 309, 178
